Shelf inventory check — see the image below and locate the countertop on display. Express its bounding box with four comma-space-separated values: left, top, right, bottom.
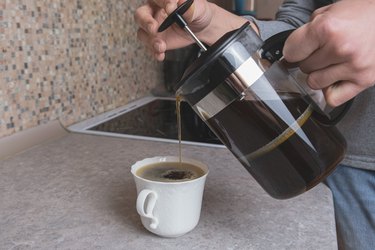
0, 133, 337, 250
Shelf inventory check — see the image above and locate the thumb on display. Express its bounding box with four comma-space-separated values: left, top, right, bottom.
151, 0, 178, 14
166, 0, 195, 21
283, 23, 320, 62
165, 0, 179, 14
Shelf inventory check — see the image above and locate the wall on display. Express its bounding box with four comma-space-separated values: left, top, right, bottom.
0, 0, 163, 138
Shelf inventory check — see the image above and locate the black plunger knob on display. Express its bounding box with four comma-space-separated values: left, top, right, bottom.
157, 0, 207, 51
158, 0, 194, 32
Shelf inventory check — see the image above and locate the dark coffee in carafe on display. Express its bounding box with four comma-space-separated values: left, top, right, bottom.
205, 91, 346, 199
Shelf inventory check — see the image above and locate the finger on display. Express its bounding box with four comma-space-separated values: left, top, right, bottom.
181, 0, 195, 22
154, 52, 166, 61
165, 0, 178, 14
307, 63, 350, 90
310, 4, 330, 20
323, 80, 362, 107
152, 0, 178, 13
298, 46, 343, 73
153, 39, 167, 54
283, 23, 321, 63
134, 4, 159, 35
137, 28, 167, 53
306, 60, 372, 91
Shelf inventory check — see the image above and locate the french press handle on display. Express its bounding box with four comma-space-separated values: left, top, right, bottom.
260, 29, 353, 126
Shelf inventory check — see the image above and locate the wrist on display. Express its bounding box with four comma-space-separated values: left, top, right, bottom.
197, 3, 253, 45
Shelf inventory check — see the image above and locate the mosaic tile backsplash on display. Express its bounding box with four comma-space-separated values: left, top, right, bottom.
0, 0, 163, 138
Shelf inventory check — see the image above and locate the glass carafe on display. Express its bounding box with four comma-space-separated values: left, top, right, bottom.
176, 23, 350, 199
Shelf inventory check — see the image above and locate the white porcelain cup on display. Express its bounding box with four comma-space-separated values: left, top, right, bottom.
131, 156, 209, 237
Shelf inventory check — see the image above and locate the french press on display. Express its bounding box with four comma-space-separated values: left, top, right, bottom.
159, 0, 351, 199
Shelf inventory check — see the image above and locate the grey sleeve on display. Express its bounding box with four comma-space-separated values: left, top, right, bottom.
246, 0, 333, 40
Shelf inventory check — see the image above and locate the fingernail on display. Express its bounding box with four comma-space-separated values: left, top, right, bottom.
153, 42, 162, 52
165, 2, 177, 14
155, 52, 165, 61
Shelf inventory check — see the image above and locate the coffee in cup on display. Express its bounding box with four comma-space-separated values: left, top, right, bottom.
136, 161, 205, 182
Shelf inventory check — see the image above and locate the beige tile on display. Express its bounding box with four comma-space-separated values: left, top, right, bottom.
0, 0, 163, 138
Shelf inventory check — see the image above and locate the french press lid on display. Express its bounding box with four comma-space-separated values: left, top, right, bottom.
175, 22, 263, 105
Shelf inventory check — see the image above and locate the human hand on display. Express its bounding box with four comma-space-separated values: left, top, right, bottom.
283, 0, 375, 107
134, 0, 213, 61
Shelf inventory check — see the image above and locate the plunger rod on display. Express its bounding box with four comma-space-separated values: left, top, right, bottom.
183, 25, 207, 52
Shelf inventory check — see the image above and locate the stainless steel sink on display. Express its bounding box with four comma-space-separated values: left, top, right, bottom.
68, 96, 224, 148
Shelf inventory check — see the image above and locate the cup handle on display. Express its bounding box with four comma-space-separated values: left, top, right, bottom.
136, 189, 159, 229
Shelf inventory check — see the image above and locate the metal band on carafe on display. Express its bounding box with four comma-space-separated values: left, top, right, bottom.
192, 53, 265, 120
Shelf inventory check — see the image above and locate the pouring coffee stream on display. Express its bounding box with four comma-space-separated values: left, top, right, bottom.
158, 0, 352, 199
158, 0, 207, 165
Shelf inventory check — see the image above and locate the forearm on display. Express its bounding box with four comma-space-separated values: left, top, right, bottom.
197, 3, 259, 45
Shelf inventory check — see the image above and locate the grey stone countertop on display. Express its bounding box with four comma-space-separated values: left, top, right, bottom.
0, 133, 337, 250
